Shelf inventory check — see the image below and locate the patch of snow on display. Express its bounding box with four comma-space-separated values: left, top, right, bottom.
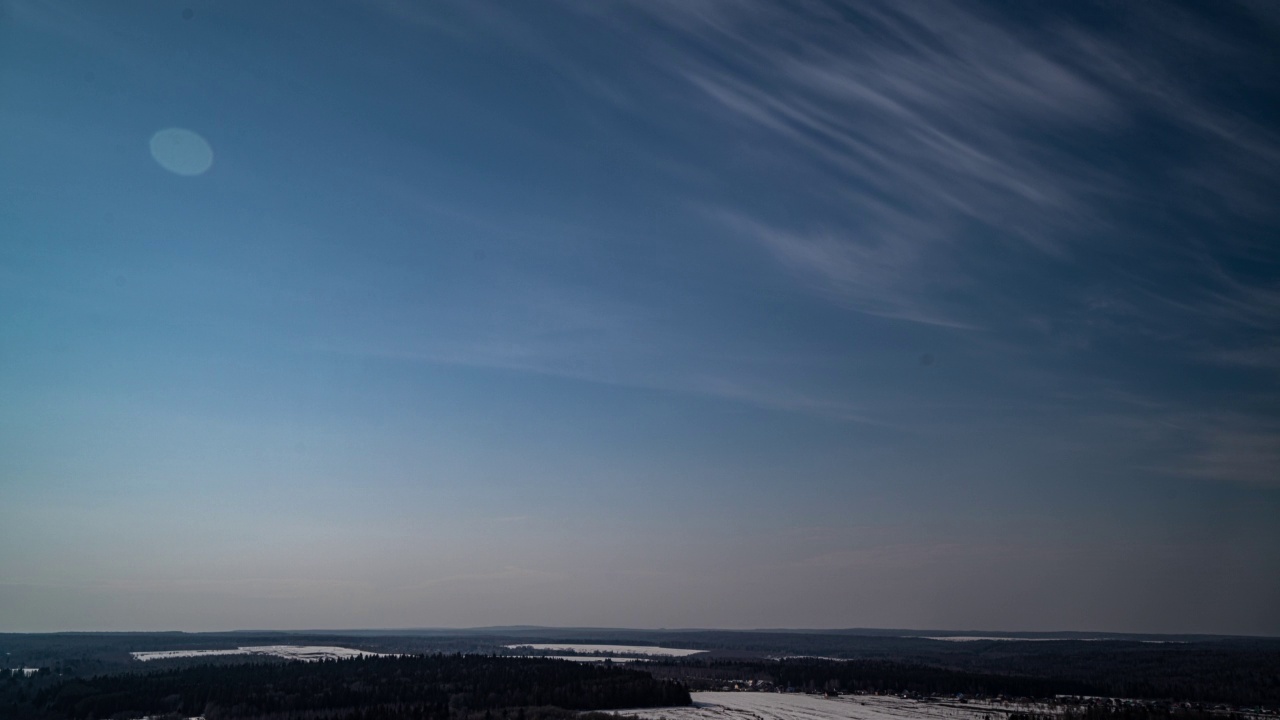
506, 644, 704, 657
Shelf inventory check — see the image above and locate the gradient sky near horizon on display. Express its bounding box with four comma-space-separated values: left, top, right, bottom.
2, 0, 1279, 635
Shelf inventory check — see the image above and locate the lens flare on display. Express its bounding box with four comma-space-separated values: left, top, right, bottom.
149, 127, 213, 176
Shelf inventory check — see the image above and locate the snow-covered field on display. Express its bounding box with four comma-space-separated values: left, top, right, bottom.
131, 645, 384, 662
544, 656, 639, 663
506, 644, 705, 657
610, 691, 1059, 720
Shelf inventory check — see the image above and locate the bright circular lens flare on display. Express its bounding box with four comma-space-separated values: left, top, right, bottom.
149, 127, 213, 176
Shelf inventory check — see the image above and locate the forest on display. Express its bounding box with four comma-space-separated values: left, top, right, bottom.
4, 631, 1278, 716
645, 640, 1280, 702
0, 654, 691, 720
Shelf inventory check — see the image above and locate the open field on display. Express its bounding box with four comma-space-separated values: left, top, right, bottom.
132, 645, 385, 662
611, 691, 1057, 720
544, 655, 640, 662
508, 644, 707, 657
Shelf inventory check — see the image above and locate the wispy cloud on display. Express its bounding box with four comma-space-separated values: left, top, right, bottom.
714, 210, 975, 329
1150, 413, 1280, 489
357, 0, 1280, 480
591, 0, 1280, 351
312, 277, 884, 424
620, 0, 1121, 303
1182, 427, 1280, 489
1086, 399, 1280, 489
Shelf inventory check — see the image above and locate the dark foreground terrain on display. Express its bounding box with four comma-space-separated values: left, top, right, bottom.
0, 653, 691, 720
3, 628, 1278, 719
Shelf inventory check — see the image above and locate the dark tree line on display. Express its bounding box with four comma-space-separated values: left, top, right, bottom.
644, 656, 1280, 708
768, 658, 1096, 697
1012, 706, 1259, 720
650, 659, 1094, 697
0, 654, 690, 720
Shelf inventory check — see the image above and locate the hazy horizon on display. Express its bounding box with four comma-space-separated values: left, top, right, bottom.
3, 0, 1279, 636
6, 624, 1275, 639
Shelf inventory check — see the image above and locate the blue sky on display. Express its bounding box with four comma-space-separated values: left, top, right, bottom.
2, 0, 1279, 634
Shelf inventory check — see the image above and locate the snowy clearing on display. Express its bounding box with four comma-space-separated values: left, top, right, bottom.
544, 656, 638, 663
768, 655, 853, 662
608, 691, 1062, 720
131, 645, 384, 662
506, 644, 705, 657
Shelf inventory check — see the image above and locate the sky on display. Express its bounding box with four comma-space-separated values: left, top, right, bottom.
2, 0, 1279, 635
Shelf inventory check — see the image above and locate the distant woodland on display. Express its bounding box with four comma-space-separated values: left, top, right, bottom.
0, 654, 691, 720
3, 630, 1278, 719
